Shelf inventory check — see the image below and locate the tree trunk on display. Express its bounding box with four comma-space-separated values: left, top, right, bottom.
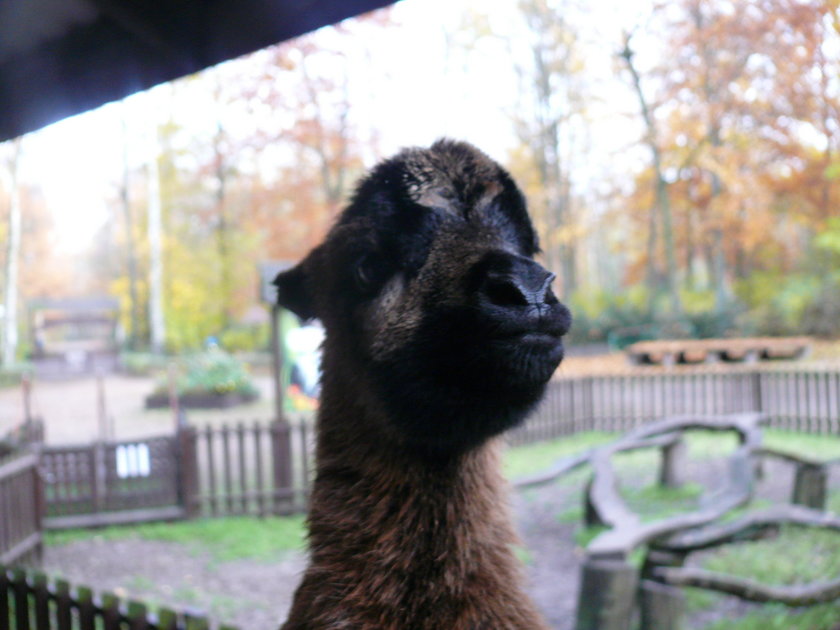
2, 139, 22, 367
120, 114, 141, 350
620, 35, 682, 318
213, 117, 233, 329
147, 126, 166, 354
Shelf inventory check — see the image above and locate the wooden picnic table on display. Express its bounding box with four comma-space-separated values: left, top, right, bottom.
626, 337, 811, 366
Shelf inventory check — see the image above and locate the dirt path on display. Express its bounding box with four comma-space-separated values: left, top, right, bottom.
0, 375, 278, 444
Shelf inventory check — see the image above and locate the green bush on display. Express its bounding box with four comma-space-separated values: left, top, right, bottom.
736, 272, 821, 336
800, 281, 840, 337
120, 352, 170, 376
219, 324, 270, 353
0, 362, 32, 388
155, 349, 258, 397
568, 286, 653, 345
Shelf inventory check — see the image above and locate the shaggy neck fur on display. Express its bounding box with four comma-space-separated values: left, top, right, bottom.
280, 352, 550, 630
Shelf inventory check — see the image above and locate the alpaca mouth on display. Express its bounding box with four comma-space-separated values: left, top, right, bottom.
515, 331, 563, 346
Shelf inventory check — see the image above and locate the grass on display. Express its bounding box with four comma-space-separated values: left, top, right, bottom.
504, 428, 840, 630
700, 604, 840, 630
691, 524, 840, 629
502, 431, 616, 479
46, 515, 307, 562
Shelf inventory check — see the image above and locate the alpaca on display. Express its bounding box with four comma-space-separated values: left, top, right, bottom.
274, 139, 571, 629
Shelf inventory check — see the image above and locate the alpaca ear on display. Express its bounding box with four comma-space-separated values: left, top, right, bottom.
274, 263, 316, 320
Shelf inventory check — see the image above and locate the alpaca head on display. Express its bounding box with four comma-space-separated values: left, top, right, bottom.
275, 139, 571, 456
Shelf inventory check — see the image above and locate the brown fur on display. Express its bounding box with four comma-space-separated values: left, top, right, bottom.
276, 140, 567, 629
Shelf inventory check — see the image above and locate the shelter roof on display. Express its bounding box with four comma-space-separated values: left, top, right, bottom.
0, 0, 396, 141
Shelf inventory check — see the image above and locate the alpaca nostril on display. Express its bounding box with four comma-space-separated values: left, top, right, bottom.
483, 271, 556, 308
483, 276, 530, 307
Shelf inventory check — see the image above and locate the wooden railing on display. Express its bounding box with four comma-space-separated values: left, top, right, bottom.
511, 366, 840, 445
0, 455, 42, 566
1, 564, 239, 630
190, 419, 312, 518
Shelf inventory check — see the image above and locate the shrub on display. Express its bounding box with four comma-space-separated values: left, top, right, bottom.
120, 352, 170, 376
154, 349, 258, 398
219, 324, 270, 353
800, 281, 840, 338
0, 362, 33, 388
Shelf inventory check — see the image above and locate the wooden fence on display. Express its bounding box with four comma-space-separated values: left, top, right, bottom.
0, 455, 42, 567
4, 366, 839, 536
32, 419, 312, 528
510, 367, 840, 445
40, 435, 184, 530
0, 564, 238, 630
190, 418, 313, 517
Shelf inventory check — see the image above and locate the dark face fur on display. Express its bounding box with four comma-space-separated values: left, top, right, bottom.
275, 139, 571, 456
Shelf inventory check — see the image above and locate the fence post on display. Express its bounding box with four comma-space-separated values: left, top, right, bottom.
658, 438, 684, 489
574, 557, 638, 630
177, 426, 201, 519
271, 421, 293, 515
792, 463, 827, 510
0, 565, 8, 630
751, 371, 763, 413
638, 580, 684, 630
12, 567, 29, 630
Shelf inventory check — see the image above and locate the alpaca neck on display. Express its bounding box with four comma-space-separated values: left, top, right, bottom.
282, 367, 548, 629
309, 384, 522, 583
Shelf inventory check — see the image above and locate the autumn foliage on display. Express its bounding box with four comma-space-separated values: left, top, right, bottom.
1, 0, 839, 361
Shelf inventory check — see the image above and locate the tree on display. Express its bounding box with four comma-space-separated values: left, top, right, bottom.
1, 139, 22, 366
510, 0, 587, 298
620, 31, 682, 318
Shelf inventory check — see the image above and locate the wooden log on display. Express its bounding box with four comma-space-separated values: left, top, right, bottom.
792, 463, 827, 510
657, 566, 840, 606
639, 579, 684, 630
655, 504, 840, 552
641, 549, 685, 581
583, 477, 606, 528
514, 434, 680, 489
574, 558, 638, 630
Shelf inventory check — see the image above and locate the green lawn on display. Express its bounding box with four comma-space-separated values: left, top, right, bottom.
46, 515, 307, 562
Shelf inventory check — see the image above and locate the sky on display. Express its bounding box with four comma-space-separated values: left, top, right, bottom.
8, 0, 655, 255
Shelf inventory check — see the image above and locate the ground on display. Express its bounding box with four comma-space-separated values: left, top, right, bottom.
39, 439, 839, 630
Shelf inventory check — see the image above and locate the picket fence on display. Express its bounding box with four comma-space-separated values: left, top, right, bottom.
510, 366, 840, 445
1, 564, 238, 630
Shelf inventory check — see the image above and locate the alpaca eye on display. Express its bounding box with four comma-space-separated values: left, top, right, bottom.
354, 256, 381, 290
